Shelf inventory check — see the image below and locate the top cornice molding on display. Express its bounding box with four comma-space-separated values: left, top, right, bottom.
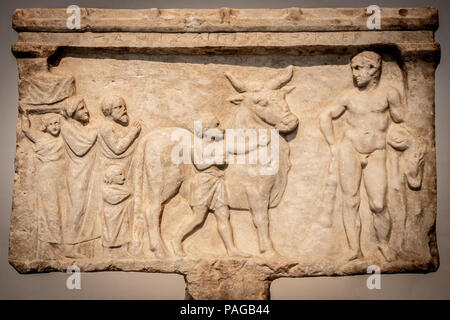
12, 7, 438, 33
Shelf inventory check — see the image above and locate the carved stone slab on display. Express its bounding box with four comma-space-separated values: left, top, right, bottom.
9, 8, 440, 300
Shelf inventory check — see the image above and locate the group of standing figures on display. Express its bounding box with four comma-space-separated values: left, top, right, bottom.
20, 50, 426, 263
22, 94, 141, 258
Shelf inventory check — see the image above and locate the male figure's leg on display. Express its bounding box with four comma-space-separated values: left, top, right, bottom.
363, 149, 395, 261
338, 139, 363, 260
364, 149, 389, 240
214, 205, 249, 257
171, 205, 209, 256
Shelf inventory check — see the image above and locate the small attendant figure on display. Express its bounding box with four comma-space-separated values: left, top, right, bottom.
102, 164, 132, 257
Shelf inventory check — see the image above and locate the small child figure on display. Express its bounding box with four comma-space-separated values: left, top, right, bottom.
102, 164, 132, 257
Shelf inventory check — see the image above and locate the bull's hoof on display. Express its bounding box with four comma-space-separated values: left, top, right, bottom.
120, 245, 132, 258
170, 240, 187, 258
128, 244, 144, 257
152, 249, 169, 259
151, 244, 170, 259
345, 249, 364, 262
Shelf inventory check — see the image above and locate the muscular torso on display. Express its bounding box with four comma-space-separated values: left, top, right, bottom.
343, 88, 391, 154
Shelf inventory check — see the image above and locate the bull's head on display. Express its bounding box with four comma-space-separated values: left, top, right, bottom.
225, 65, 299, 134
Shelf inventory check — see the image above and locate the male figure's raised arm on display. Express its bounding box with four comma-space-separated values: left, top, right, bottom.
101, 122, 141, 156
388, 87, 405, 124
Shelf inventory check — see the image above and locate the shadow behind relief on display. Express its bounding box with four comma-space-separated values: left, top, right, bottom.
47, 47, 405, 259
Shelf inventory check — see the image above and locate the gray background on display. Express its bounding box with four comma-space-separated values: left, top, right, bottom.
0, 0, 448, 299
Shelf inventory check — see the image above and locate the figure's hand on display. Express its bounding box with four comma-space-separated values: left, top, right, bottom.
132, 121, 141, 134
18, 104, 26, 115
209, 151, 226, 165
387, 126, 410, 151
59, 109, 66, 118
18, 105, 30, 121
20, 111, 30, 130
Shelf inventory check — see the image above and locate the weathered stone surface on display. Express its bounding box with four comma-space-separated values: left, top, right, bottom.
9, 8, 440, 300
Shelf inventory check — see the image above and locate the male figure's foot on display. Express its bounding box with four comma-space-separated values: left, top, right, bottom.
227, 247, 251, 258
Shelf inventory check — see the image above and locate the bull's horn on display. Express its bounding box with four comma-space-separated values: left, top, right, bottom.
225, 72, 248, 93
265, 65, 294, 90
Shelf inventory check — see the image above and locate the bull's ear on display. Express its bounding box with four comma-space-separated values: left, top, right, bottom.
229, 94, 244, 105
283, 85, 296, 95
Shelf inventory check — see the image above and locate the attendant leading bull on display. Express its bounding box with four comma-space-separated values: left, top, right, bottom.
136, 66, 299, 258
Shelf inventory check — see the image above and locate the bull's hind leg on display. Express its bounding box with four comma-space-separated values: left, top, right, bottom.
143, 145, 171, 259
145, 200, 169, 259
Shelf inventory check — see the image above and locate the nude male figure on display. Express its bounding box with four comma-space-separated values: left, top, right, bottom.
320, 51, 404, 262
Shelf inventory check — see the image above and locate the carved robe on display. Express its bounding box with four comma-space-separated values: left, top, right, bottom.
34, 135, 68, 244
102, 184, 131, 247
61, 120, 101, 244
190, 166, 228, 210
99, 123, 139, 244
99, 122, 138, 170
